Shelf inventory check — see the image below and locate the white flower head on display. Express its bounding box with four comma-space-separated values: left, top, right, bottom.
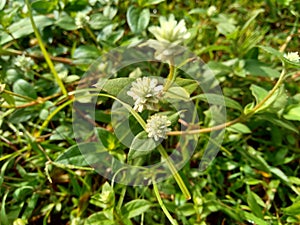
127, 77, 163, 112
75, 12, 90, 28
148, 14, 190, 44
284, 52, 300, 62
146, 114, 171, 141
207, 5, 217, 16
15, 54, 34, 72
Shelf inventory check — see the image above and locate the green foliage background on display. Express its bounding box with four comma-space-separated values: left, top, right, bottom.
0, 0, 300, 224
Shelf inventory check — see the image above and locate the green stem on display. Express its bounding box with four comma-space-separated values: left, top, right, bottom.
25, 0, 68, 96
117, 186, 127, 210
157, 145, 191, 199
2, 89, 35, 101
62, 90, 189, 199
35, 98, 73, 138
152, 177, 178, 225
246, 68, 286, 117
85, 26, 100, 48
96, 93, 189, 198
164, 59, 176, 91
97, 93, 147, 129
50, 162, 93, 190
167, 117, 241, 136
86, 92, 189, 198
51, 161, 95, 171
168, 67, 287, 136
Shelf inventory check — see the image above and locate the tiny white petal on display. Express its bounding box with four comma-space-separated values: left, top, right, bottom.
127, 77, 164, 112
145, 114, 171, 141
148, 14, 190, 44
284, 52, 300, 62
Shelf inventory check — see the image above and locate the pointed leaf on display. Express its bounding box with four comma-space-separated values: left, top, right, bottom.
0, 16, 54, 45
13, 79, 37, 100
282, 200, 300, 216
121, 199, 151, 218
194, 93, 243, 111
246, 186, 263, 218
55, 142, 106, 167
126, 6, 150, 34
165, 86, 190, 101
284, 105, 300, 121
128, 131, 156, 160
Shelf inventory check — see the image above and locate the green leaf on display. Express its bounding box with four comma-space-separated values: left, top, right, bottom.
246, 186, 263, 218
240, 9, 264, 35
95, 127, 119, 151
237, 146, 271, 173
227, 123, 251, 134
55, 13, 77, 30
289, 176, 300, 185
65, 0, 88, 11
282, 199, 300, 216
177, 203, 196, 217
50, 125, 74, 141
100, 77, 135, 97
175, 77, 198, 94
0, 192, 9, 225
13, 186, 34, 201
55, 142, 106, 167
55, 143, 88, 167
141, 0, 165, 6
31, 0, 56, 14
13, 218, 28, 225
207, 61, 232, 75
244, 59, 281, 78
90, 182, 115, 209
165, 86, 190, 101
89, 13, 111, 30
258, 46, 284, 59
128, 131, 156, 160
259, 45, 300, 67
250, 84, 285, 113
13, 79, 37, 100
21, 193, 39, 219
216, 22, 236, 36
73, 45, 101, 65
126, 6, 150, 34
9, 108, 34, 124
243, 211, 269, 225
257, 114, 299, 133
0, 15, 54, 45
121, 199, 151, 218
283, 105, 300, 121
0, 0, 6, 10
250, 84, 268, 104
1, 92, 15, 106
269, 167, 290, 184
193, 93, 243, 111
95, 110, 111, 123
84, 212, 115, 225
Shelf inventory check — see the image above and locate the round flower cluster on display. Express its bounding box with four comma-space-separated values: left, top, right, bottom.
284, 52, 300, 63
145, 114, 171, 141
148, 14, 190, 45
127, 77, 163, 112
15, 54, 34, 72
75, 12, 90, 29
